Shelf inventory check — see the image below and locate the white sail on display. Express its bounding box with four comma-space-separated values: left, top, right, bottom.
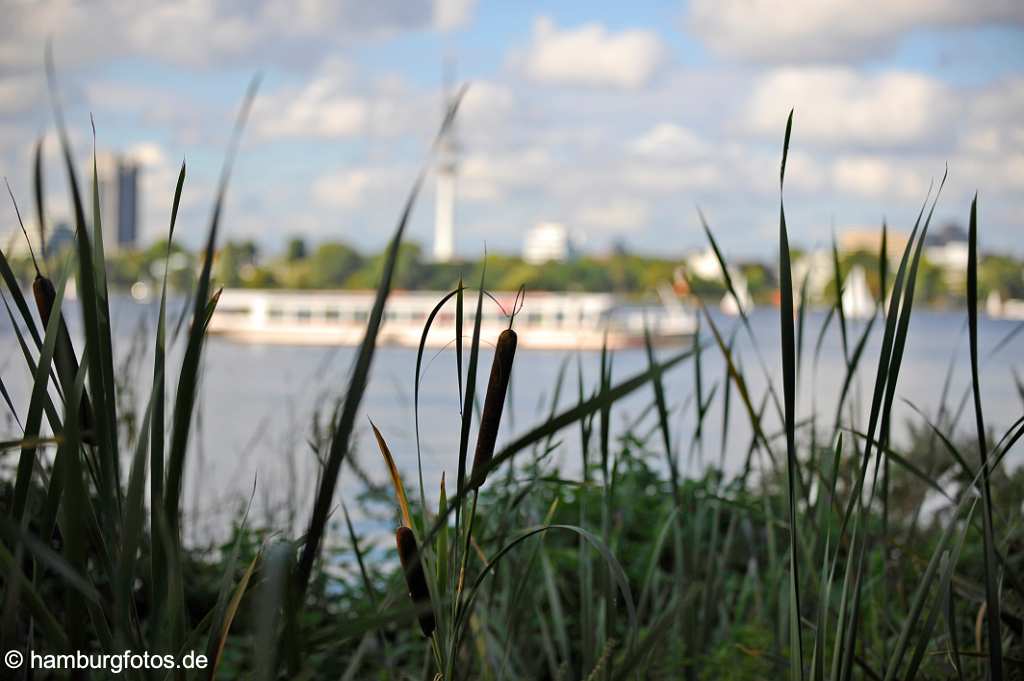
841, 265, 873, 320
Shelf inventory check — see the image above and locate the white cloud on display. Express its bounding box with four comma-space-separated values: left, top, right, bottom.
620, 162, 722, 193
831, 156, 928, 199
957, 78, 1024, 157
0, 0, 466, 70
459, 81, 516, 126
434, 0, 476, 31
0, 75, 42, 114
516, 16, 666, 89
459, 147, 556, 201
629, 123, 707, 159
687, 0, 1024, 62
255, 59, 415, 140
745, 68, 949, 147
312, 167, 404, 208
126, 142, 167, 167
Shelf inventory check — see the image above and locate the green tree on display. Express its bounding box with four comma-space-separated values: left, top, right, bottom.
308, 242, 363, 288
979, 255, 1024, 299
286, 236, 308, 262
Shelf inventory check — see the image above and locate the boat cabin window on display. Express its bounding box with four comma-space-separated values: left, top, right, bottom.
268, 307, 284, 319
325, 308, 341, 320
296, 308, 312, 321
219, 305, 250, 316
354, 310, 369, 322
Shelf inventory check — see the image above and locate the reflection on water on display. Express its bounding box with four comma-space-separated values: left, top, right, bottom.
1, 295, 1021, 541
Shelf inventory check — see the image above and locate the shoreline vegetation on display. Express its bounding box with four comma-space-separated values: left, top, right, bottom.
2, 67, 1023, 681
5, 234, 1024, 311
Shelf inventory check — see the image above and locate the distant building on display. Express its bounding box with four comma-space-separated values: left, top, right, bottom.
92, 152, 140, 252
46, 222, 75, 258
792, 249, 834, 301
524, 222, 575, 265
924, 223, 969, 291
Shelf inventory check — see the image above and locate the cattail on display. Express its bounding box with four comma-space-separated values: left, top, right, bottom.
31, 273, 57, 327
395, 526, 434, 637
470, 328, 517, 487
32, 274, 95, 444
7, 177, 94, 444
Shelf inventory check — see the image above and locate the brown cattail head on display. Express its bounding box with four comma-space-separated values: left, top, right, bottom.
471, 328, 517, 487
395, 526, 435, 637
32, 274, 55, 327
32, 274, 95, 444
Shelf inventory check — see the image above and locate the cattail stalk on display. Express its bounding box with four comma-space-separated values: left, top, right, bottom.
470, 328, 517, 487
395, 526, 435, 637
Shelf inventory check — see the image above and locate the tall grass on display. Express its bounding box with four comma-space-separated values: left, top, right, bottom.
1, 65, 1021, 681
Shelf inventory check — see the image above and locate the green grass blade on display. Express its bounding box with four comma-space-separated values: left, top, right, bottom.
778, 109, 805, 681
966, 194, 1002, 677
831, 234, 850, 364
89, 120, 121, 487
456, 268, 485, 538
33, 136, 46, 257
413, 286, 461, 526
150, 161, 185, 631
643, 326, 679, 506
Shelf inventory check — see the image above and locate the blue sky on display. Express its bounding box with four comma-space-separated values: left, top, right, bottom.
1, 0, 1022, 259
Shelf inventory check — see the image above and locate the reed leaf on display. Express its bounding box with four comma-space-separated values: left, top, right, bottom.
966, 195, 1002, 677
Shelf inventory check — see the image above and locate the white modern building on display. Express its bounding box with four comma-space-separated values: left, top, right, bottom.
924, 223, 969, 290
523, 222, 575, 265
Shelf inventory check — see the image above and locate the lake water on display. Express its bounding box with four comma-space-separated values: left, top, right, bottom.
1, 295, 1021, 542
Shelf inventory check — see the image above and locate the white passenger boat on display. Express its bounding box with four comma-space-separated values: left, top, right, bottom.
208, 288, 697, 351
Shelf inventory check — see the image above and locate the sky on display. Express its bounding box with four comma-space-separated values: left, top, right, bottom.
1, 0, 1023, 259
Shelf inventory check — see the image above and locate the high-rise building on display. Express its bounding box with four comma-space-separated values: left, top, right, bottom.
91, 152, 140, 252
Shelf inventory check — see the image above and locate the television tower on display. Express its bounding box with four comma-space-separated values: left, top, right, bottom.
433, 62, 458, 262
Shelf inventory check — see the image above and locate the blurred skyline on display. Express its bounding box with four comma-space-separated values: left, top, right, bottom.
1, 0, 1023, 258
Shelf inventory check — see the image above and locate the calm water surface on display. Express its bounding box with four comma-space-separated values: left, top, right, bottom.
2, 295, 1021, 541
